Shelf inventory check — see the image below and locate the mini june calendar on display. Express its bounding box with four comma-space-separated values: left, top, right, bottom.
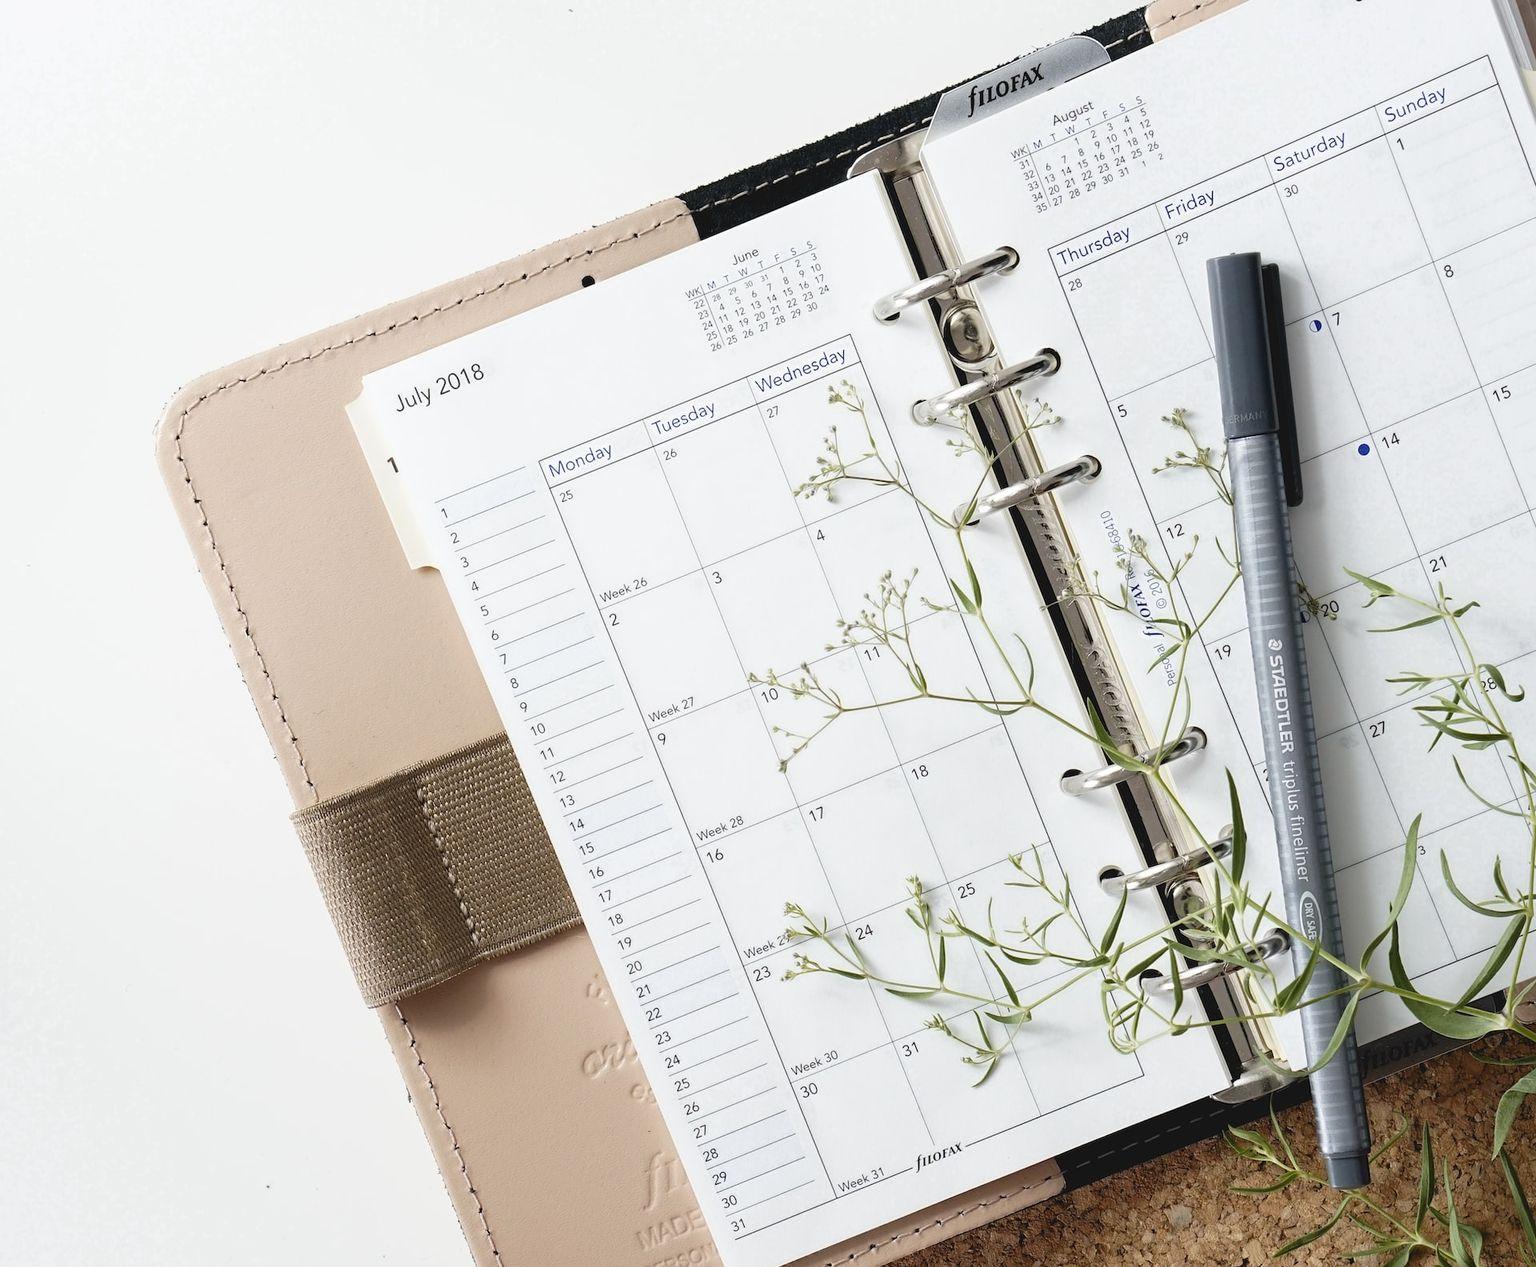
350, 1, 1536, 1262
686, 241, 831, 354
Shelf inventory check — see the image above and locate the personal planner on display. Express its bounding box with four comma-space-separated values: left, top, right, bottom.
340, 2, 1536, 1258
164, 0, 1536, 1263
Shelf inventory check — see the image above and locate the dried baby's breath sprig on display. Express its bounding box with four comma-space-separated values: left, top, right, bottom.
1151, 406, 1232, 505
769, 384, 1536, 1241
794, 380, 910, 506
916, 393, 1061, 470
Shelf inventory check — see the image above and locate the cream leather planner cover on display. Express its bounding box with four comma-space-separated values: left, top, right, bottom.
155, 198, 1061, 1266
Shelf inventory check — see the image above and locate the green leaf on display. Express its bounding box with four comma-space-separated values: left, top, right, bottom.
1451, 756, 1525, 819
1098, 887, 1128, 957
1388, 924, 1502, 1040
1230, 1172, 1299, 1195
1273, 937, 1321, 1013
1440, 849, 1513, 918
965, 555, 983, 610
1271, 1101, 1301, 1172
1124, 945, 1167, 981
1500, 1149, 1536, 1259
1360, 817, 1422, 971
1480, 661, 1526, 702
1462, 1219, 1485, 1267
1445, 1160, 1471, 1266
1291, 988, 1362, 1077
1273, 1199, 1349, 1255
1225, 1124, 1270, 1151
1340, 1241, 1408, 1262
1416, 1123, 1434, 1231
1492, 853, 1517, 903
1370, 1114, 1411, 1163
936, 935, 948, 984
1495, 856, 1515, 903
1226, 772, 1247, 880
1454, 914, 1523, 1007
1372, 613, 1447, 632
1345, 568, 1396, 599
970, 1055, 999, 1088
948, 578, 975, 614
883, 985, 938, 999
996, 944, 1048, 967
1494, 1069, 1536, 1158
985, 952, 1020, 1008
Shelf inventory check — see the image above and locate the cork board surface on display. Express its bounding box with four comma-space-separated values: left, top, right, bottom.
912, 1043, 1534, 1265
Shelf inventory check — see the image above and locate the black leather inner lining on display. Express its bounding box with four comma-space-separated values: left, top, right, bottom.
682, 9, 1150, 237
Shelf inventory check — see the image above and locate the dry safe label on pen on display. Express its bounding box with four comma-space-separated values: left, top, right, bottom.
924, 35, 1110, 147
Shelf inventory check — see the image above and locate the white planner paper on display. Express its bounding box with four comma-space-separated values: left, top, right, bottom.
925, 0, 1536, 1051
351, 174, 1232, 1267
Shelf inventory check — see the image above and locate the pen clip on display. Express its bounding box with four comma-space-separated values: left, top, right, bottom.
1261, 263, 1304, 508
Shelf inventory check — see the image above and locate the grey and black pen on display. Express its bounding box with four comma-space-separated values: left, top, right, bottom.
1207, 252, 1372, 1189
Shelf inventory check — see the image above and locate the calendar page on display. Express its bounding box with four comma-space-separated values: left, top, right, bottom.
350, 174, 1232, 1267
925, 0, 1536, 1052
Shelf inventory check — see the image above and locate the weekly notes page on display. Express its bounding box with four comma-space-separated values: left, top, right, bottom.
350, 173, 1231, 1267
926, 0, 1536, 1049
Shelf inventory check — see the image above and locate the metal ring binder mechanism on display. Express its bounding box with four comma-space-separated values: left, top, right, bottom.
1149, 931, 1291, 996
1059, 727, 1207, 795
860, 133, 1287, 1103
912, 350, 1059, 424
1100, 827, 1235, 894
958, 455, 1101, 526
872, 246, 1019, 321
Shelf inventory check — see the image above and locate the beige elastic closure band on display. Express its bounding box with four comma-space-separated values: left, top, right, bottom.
292, 734, 580, 1007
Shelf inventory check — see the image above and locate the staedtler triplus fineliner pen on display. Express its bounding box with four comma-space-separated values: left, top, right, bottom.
1207, 251, 1372, 1190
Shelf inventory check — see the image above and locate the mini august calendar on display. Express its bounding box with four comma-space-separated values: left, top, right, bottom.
350, 2, 1536, 1262
1014, 95, 1162, 215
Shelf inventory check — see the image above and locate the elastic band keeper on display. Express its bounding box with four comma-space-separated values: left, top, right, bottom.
292, 734, 580, 1007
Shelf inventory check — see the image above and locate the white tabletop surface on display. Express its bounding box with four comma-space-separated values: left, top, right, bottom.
0, 1, 1125, 1261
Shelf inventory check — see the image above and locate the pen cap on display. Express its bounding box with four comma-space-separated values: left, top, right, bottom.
1207, 252, 1279, 441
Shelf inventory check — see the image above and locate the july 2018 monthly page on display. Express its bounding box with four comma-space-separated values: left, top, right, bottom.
350, 173, 1232, 1267
925, 0, 1536, 1049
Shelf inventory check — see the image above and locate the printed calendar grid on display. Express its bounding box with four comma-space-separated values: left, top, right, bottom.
1052, 54, 1536, 982
540, 334, 1150, 1191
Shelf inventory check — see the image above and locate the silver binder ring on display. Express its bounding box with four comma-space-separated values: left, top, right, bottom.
1147, 929, 1290, 996
873, 246, 1019, 322
1059, 727, 1207, 796
913, 350, 1059, 425
1100, 828, 1234, 895
957, 455, 1101, 526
